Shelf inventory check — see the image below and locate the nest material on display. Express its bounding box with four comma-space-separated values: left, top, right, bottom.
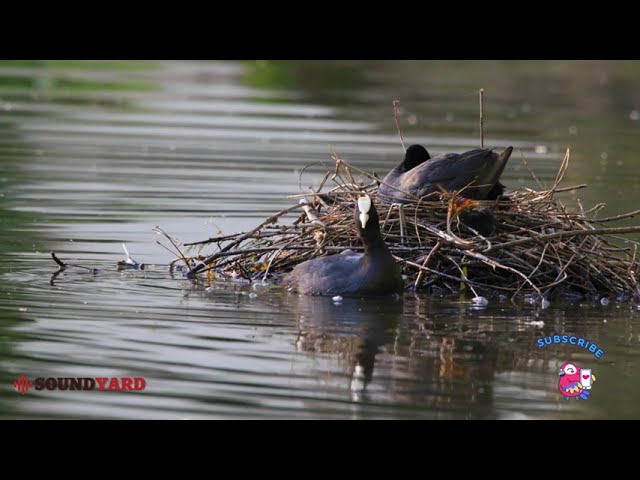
183, 149, 640, 302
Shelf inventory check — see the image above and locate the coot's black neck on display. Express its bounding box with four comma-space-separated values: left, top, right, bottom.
362, 233, 391, 256
357, 211, 392, 256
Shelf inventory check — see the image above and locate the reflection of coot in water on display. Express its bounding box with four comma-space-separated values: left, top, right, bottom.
287, 295, 402, 393
379, 145, 513, 202
284, 294, 558, 418
281, 194, 403, 296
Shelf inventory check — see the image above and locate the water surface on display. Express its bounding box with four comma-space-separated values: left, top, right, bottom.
1, 60, 639, 419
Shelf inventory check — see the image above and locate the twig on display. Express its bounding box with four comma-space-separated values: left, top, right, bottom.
184, 232, 256, 247
445, 194, 474, 246
519, 149, 545, 190
414, 241, 443, 290
154, 226, 191, 269
51, 252, 67, 268
297, 161, 326, 194
513, 243, 549, 298
479, 88, 484, 149
262, 243, 292, 281
551, 184, 588, 193
588, 209, 640, 223
186, 203, 306, 277
393, 100, 406, 152
629, 244, 637, 276
314, 171, 332, 195
50, 252, 98, 273
548, 147, 571, 197
449, 256, 480, 297
299, 198, 324, 226
398, 256, 515, 292
461, 250, 544, 301
486, 226, 640, 253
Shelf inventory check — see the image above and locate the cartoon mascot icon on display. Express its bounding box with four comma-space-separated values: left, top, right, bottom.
558, 362, 596, 400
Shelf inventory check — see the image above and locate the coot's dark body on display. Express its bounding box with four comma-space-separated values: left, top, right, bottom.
281, 195, 403, 296
379, 145, 513, 203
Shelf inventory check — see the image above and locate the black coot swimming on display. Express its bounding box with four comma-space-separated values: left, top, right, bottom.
281, 194, 403, 296
379, 144, 513, 203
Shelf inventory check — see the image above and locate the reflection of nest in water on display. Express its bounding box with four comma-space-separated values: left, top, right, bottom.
180, 148, 640, 302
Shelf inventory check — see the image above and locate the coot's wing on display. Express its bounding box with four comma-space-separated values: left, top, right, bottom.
282, 253, 363, 295
404, 150, 491, 187
402, 149, 499, 197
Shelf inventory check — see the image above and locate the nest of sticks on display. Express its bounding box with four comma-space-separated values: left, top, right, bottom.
180, 148, 640, 302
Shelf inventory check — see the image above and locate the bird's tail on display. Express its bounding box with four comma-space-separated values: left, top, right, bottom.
579, 390, 591, 400
496, 146, 513, 172
499, 146, 513, 161
481, 146, 513, 195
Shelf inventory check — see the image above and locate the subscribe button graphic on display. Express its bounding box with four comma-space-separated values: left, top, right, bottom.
13, 375, 147, 395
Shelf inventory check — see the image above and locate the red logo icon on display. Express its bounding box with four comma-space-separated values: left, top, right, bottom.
13, 375, 33, 395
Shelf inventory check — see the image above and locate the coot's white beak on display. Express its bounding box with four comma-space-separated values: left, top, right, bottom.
358, 195, 371, 229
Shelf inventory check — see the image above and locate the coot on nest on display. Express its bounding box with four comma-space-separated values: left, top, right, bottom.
379, 144, 513, 202
281, 194, 403, 296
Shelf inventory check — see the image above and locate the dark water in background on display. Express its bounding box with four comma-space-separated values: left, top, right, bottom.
1, 60, 639, 419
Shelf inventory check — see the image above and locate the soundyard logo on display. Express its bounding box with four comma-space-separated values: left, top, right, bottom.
12, 375, 147, 395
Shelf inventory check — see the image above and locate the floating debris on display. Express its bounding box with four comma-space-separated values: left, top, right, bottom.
472, 296, 489, 307
117, 243, 144, 270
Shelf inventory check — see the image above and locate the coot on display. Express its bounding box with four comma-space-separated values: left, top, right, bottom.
281, 194, 403, 296
379, 145, 513, 203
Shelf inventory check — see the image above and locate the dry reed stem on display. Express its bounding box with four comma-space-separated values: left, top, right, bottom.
393, 100, 406, 153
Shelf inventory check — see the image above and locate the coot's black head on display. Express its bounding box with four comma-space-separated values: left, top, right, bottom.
401, 144, 430, 172
354, 194, 380, 237
354, 194, 391, 252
